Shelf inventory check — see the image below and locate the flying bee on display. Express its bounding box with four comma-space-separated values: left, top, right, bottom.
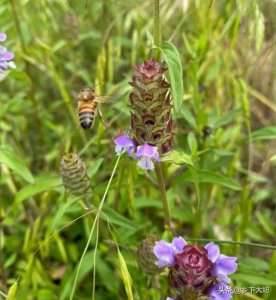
77, 86, 117, 130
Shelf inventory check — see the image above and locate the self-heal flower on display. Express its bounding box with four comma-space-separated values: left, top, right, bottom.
114, 135, 136, 155
0, 33, 16, 80
135, 143, 160, 170
153, 237, 237, 300
130, 59, 173, 153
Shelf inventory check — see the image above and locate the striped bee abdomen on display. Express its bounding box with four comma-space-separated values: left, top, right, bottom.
78, 102, 97, 130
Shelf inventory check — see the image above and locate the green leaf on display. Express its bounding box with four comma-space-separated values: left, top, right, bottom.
117, 248, 133, 300
88, 158, 104, 178
0, 146, 34, 184
256, 211, 276, 236
15, 177, 62, 204
214, 108, 241, 129
247, 126, 276, 142
189, 167, 201, 210
231, 273, 276, 286
162, 150, 193, 166
78, 250, 95, 283
50, 200, 73, 232
97, 257, 119, 293
158, 41, 183, 113
8, 70, 32, 85
102, 207, 136, 230
182, 169, 241, 191
187, 132, 198, 154
7, 282, 18, 300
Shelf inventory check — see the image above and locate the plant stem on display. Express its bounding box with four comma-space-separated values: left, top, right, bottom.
153, 0, 170, 230
153, 0, 160, 60
70, 154, 121, 300
155, 163, 171, 231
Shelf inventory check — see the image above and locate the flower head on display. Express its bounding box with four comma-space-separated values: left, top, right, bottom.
153, 237, 237, 300
130, 59, 173, 153
134, 58, 167, 82
0, 33, 16, 80
114, 135, 136, 155
135, 143, 160, 170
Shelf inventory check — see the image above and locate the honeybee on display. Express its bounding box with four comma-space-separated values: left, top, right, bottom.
77, 86, 112, 130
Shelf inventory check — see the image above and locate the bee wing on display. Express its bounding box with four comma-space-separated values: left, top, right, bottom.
94, 95, 123, 104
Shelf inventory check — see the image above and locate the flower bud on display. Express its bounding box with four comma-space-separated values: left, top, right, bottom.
60, 153, 90, 196
137, 235, 159, 274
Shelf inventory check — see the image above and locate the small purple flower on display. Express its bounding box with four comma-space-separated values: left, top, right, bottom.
153, 237, 237, 300
0, 33, 16, 80
135, 143, 160, 170
166, 298, 177, 300
154, 236, 187, 267
114, 135, 135, 155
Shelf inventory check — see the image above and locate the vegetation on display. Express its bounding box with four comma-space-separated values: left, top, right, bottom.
0, 0, 275, 299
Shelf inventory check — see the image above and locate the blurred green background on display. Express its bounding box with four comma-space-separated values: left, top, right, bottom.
0, 0, 275, 299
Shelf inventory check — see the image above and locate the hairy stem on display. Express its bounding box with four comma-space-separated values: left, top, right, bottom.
155, 163, 171, 231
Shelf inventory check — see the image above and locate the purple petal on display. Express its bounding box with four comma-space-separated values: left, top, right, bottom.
114, 135, 134, 147
0, 51, 14, 61
114, 135, 135, 155
136, 143, 158, 158
205, 242, 220, 262
154, 240, 175, 267
137, 156, 154, 170
171, 236, 187, 253
167, 298, 177, 300
208, 282, 232, 300
153, 151, 160, 162
212, 254, 237, 276
0, 33, 7, 41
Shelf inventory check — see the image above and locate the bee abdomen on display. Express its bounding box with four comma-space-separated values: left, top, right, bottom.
79, 111, 95, 129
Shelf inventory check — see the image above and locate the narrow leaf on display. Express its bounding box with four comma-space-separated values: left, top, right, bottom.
246, 126, 276, 142
181, 169, 241, 191
7, 282, 18, 300
158, 41, 183, 113
15, 177, 62, 204
117, 249, 133, 300
0, 146, 34, 184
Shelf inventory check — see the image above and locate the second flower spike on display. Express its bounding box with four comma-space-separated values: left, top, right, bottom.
130, 59, 173, 154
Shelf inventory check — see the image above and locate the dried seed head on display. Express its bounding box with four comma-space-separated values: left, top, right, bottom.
137, 235, 159, 274
130, 59, 173, 154
60, 153, 90, 195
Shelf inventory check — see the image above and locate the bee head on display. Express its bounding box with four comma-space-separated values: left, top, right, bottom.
79, 86, 95, 101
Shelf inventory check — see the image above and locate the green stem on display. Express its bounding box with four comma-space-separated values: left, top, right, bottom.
187, 238, 276, 250
153, 0, 160, 60
155, 163, 171, 231
69, 154, 121, 300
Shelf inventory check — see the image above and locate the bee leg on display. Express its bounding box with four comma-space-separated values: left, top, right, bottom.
97, 107, 109, 128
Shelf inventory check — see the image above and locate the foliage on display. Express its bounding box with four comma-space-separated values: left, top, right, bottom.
0, 0, 275, 299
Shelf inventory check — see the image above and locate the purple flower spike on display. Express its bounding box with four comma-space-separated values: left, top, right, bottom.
153, 237, 237, 300
154, 240, 176, 268
135, 143, 160, 170
0, 33, 7, 41
114, 135, 135, 155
